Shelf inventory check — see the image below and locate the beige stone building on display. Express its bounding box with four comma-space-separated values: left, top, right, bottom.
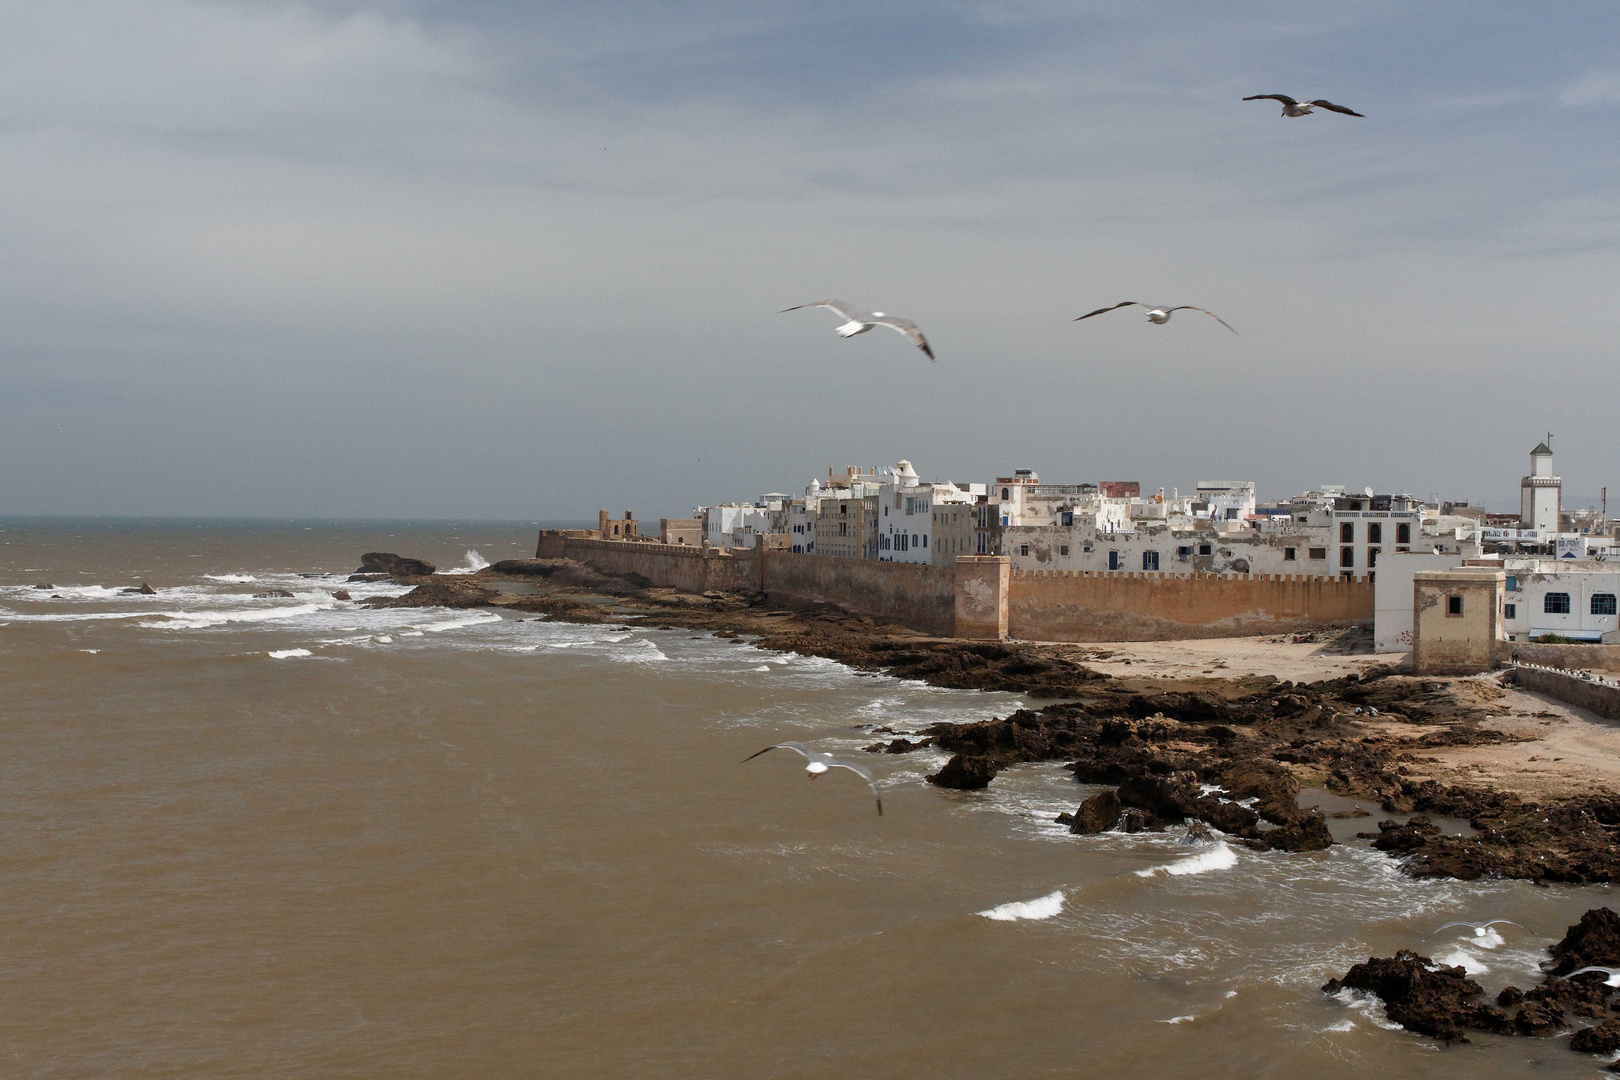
1412, 567, 1505, 674
598, 510, 638, 539
814, 492, 879, 559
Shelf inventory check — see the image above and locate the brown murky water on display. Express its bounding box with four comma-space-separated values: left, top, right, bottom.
1, 518, 1616, 1078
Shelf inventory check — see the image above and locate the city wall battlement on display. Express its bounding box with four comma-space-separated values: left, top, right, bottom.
536, 531, 1373, 641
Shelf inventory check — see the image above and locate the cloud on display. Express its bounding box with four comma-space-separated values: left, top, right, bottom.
1560, 69, 1620, 106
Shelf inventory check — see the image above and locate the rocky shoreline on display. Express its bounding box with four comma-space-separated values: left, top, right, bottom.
360, 554, 1620, 886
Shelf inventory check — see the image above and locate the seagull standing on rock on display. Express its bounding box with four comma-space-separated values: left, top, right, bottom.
1074, 302, 1239, 335
745, 741, 884, 815
1243, 94, 1364, 118
781, 300, 935, 360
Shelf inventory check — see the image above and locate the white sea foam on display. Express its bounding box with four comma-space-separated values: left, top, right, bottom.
1135, 841, 1239, 878
268, 649, 312, 659
1159, 1015, 1197, 1025
1323, 1019, 1356, 1032
1330, 988, 1403, 1031
376, 636, 393, 644
754, 665, 772, 672
977, 889, 1065, 921
1431, 947, 1490, 975
439, 549, 491, 575
79, 649, 100, 654
143, 603, 325, 630
418, 612, 502, 633
205, 574, 257, 583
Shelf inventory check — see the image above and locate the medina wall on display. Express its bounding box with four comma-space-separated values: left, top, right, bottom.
1007, 570, 1373, 642
1510, 666, 1620, 721
545, 535, 761, 595
760, 553, 956, 636
1499, 640, 1620, 674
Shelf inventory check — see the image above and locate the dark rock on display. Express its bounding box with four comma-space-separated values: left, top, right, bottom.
331, 590, 351, 601
1183, 821, 1215, 844
1369, 817, 1441, 854
253, 589, 295, 599
1322, 950, 1509, 1043
1069, 791, 1123, 834
1128, 691, 1234, 726
1261, 809, 1334, 852
119, 582, 157, 595
1550, 909, 1620, 976
1120, 810, 1162, 833
1512, 999, 1564, 1036
32, 583, 53, 590
361, 580, 497, 609
928, 754, 997, 790
1117, 773, 1204, 822
1218, 761, 1300, 824
354, 552, 436, 577
1573, 1019, 1620, 1055
865, 737, 927, 754
1201, 798, 1261, 837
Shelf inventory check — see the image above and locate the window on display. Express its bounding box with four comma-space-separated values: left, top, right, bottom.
839, 522, 848, 536
1340, 522, 1354, 543
1020, 544, 1029, 557
1367, 547, 1379, 568
1396, 522, 1410, 544
1061, 511, 1073, 526
840, 504, 848, 517
1225, 508, 1238, 520
1340, 546, 1355, 568
1505, 575, 1518, 592
1198, 543, 1212, 556
1284, 547, 1297, 561
1002, 487, 1010, 501
1060, 545, 1070, 556
1108, 550, 1120, 570
1504, 603, 1517, 620
1177, 546, 1191, 561
1143, 551, 1160, 570
1367, 523, 1382, 544
1447, 595, 1463, 616
1309, 547, 1327, 561
1594, 593, 1618, 616
1545, 592, 1571, 614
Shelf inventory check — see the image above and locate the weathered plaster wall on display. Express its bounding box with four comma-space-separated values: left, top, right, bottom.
547, 535, 760, 594
954, 556, 1009, 640
1511, 667, 1620, 721
1007, 570, 1373, 642
1412, 569, 1504, 675
761, 553, 956, 636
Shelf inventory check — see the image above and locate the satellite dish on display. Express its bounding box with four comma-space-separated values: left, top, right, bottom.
1364, 487, 1375, 498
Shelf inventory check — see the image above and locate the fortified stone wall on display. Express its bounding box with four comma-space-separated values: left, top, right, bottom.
760, 553, 956, 636
1511, 666, 1620, 721
544, 535, 760, 595
1007, 570, 1373, 642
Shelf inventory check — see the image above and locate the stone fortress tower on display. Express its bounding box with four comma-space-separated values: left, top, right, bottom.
1519, 438, 1561, 532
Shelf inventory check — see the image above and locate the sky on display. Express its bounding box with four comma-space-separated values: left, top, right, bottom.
2, 1, 1618, 520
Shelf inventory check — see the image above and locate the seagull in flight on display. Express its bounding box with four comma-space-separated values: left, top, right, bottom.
1074, 302, 1238, 335
744, 740, 884, 815
781, 300, 935, 360
1428, 919, 1527, 938
1243, 94, 1364, 118
1563, 966, 1620, 987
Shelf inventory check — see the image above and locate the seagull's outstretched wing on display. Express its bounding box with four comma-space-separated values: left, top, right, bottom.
828, 760, 884, 816
1166, 306, 1240, 336
743, 741, 813, 763
872, 316, 934, 361
1482, 919, 1526, 931
1430, 921, 1480, 936
1308, 99, 1364, 117
1243, 94, 1298, 106
1074, 301, 1145, 322
781, 300, 862, 320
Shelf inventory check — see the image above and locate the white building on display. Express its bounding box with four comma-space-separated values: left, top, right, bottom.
1520, 441, 1561, 533
1500, 560, 1620, 643
876, 459, 984, 564
1197, 481, 1256, 522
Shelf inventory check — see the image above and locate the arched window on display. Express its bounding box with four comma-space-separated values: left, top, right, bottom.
1544, 592, 1571, 614
1396, 522, 1411, 544
1593, 593, 1618, 616
1002, 487, 1010, 501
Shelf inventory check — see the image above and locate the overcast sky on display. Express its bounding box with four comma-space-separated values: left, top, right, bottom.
2, 2, 1618, 520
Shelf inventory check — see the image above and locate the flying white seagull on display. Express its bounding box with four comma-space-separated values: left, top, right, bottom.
1074, 302, 1238, 335
781, 300, 935, 361
744, 740, 884, 815
1563, 966, 1620, 987
1243, 94, 1364, 118
1428, 919, 1527, 938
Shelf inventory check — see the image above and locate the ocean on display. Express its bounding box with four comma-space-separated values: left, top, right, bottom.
0, 518, 1614, 1078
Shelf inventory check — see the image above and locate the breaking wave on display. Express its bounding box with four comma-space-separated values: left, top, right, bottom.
440, 549, 491, 575
1134, 842, 1239, 878
977, 889, 1065, 922
267, 648, 313, 659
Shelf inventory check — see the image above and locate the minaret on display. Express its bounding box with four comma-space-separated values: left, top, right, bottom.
1519, 438, 1561, 532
